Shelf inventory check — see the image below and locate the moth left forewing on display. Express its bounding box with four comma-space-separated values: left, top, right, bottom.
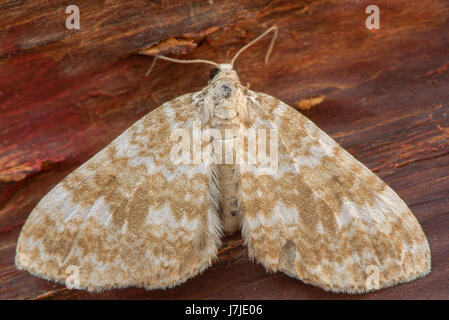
239, 91, 431, 293
16, 91, 222, 291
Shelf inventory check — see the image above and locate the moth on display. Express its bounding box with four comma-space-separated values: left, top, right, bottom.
16, 26, 431, 293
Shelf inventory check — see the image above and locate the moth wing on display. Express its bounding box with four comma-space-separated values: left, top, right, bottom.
239, 91, 431, 293
16, 92, 222, 291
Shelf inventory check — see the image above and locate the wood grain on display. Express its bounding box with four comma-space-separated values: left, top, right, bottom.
1, 0, 448, 299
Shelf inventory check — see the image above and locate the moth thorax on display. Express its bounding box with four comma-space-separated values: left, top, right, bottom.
205, 79, 248, 127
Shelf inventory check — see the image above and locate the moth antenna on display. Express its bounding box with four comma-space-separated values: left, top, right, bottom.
230, 26, 278, 67
145, 55, 218, 77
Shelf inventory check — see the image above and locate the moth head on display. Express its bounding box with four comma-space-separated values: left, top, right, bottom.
204, 63, 251, 126
208, 64, 239, 83
204, 67, 241, 119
